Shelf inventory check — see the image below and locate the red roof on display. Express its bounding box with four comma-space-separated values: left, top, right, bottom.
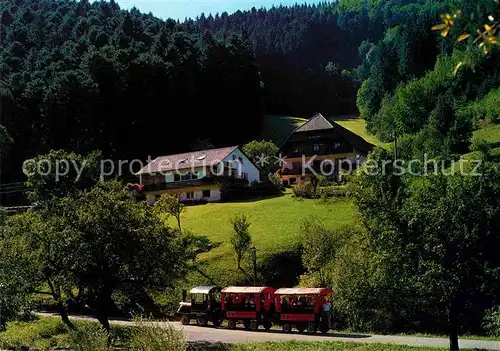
274, 288, 332, 295
135, 146, 239, 175
221, 286, 274, 294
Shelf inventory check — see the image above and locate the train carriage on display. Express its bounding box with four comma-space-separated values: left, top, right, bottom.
221, 286, 276, 331
274, 287, 333, 334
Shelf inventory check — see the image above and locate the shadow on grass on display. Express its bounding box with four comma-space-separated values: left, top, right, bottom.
193, 264, 218, 286
221, 192, 285, 204
187, 324, 372, 339
259, 247, 305, 288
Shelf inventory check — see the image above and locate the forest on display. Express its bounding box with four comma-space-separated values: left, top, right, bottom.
2, 0, 499, 205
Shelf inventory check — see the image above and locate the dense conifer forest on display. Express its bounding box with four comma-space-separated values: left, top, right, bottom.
1, 0, 499, 205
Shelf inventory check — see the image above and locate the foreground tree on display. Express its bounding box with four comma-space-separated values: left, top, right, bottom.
0, 212, 40, 326
24, 150, 102, 203
230, 214, 252, 270
7, 181, 188, 332
350, 150, 500, 350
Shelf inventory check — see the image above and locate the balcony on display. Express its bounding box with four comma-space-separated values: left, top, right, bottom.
142, 176, 248, 192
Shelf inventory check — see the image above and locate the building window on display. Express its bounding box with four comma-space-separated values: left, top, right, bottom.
313, 144, 323, 152
202, 190, 210, 198
174, 174, 181, 182
186, 192, 194, 199
334, 142, 341, 150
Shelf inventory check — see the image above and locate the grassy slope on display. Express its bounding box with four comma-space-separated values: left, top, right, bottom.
460, 124, 500, 161
176, 193, 357, 287
180, 115, 382, 287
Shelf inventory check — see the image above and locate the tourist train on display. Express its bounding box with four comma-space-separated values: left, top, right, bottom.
177, 285, 333, 334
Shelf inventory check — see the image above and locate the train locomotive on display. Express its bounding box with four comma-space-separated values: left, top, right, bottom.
177, 285, 333, 334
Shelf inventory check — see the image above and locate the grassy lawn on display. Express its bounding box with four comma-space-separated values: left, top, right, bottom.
261, 115, 387, 148
1, 317, 482, 351
0, 317, 132, 350
230, 341, 454, 351
173, 193, 358, 287
473, 123, 500, 144
458, 123, 500, 162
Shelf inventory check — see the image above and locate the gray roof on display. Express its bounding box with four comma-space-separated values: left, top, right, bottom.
136, 146, 238, 175
189, 285, 220, 294
294, 113, 334, 133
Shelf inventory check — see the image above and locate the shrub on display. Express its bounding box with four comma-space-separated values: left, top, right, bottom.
291, 182, 316, 199
68, 322, 112, 351
131, 319, 187, 351
0, 317, 69, 351
267, 172, 283, 191
317, 186, 348, 198
316, 175, 337, 187
483, 306, 500, 337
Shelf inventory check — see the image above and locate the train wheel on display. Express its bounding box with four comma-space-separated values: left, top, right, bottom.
263, 320, 272, 331
249, 321, 259, 331
320, 326, 329, 334
296, 324, 306, 333
243, 320, 250, 329
181, 315, 190, 325
307, 323, 317, 334
228, 320, 237, 329
212, 319, 222, 327
282, 323, 292, 333
197, 316, 208, 326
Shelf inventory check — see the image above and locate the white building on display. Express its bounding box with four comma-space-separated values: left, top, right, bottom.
135, 146, 260, 203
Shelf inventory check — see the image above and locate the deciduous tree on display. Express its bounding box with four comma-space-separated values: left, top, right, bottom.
230, 214, 252, 270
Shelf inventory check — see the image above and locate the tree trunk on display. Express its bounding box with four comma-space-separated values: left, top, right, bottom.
176, 216, 182, 231
448, 300, 459, 351
46, 278, 75, 330
96, 311, 111, 335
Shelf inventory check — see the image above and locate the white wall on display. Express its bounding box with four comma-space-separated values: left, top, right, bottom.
179, 189, 221, 202
222, 148, 260, 184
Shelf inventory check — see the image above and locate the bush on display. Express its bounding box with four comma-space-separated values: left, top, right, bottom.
131, 318, 187, 351
68, 322, 112, 351
0, 317, 68, 351
267, 172, 283, 191
317, 186, 348, 198
291, 182, 316, 199
483, 306, 500, 337
316, 175, 337, 187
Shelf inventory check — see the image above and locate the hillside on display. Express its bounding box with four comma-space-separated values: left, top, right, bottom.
171, 193, 357, 287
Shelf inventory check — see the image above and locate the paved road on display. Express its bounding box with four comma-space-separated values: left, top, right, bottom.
39, 313, 500, 350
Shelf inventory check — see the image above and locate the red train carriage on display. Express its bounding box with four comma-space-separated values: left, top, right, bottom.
274, 287, 333, 334
221, 286, 276, 331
